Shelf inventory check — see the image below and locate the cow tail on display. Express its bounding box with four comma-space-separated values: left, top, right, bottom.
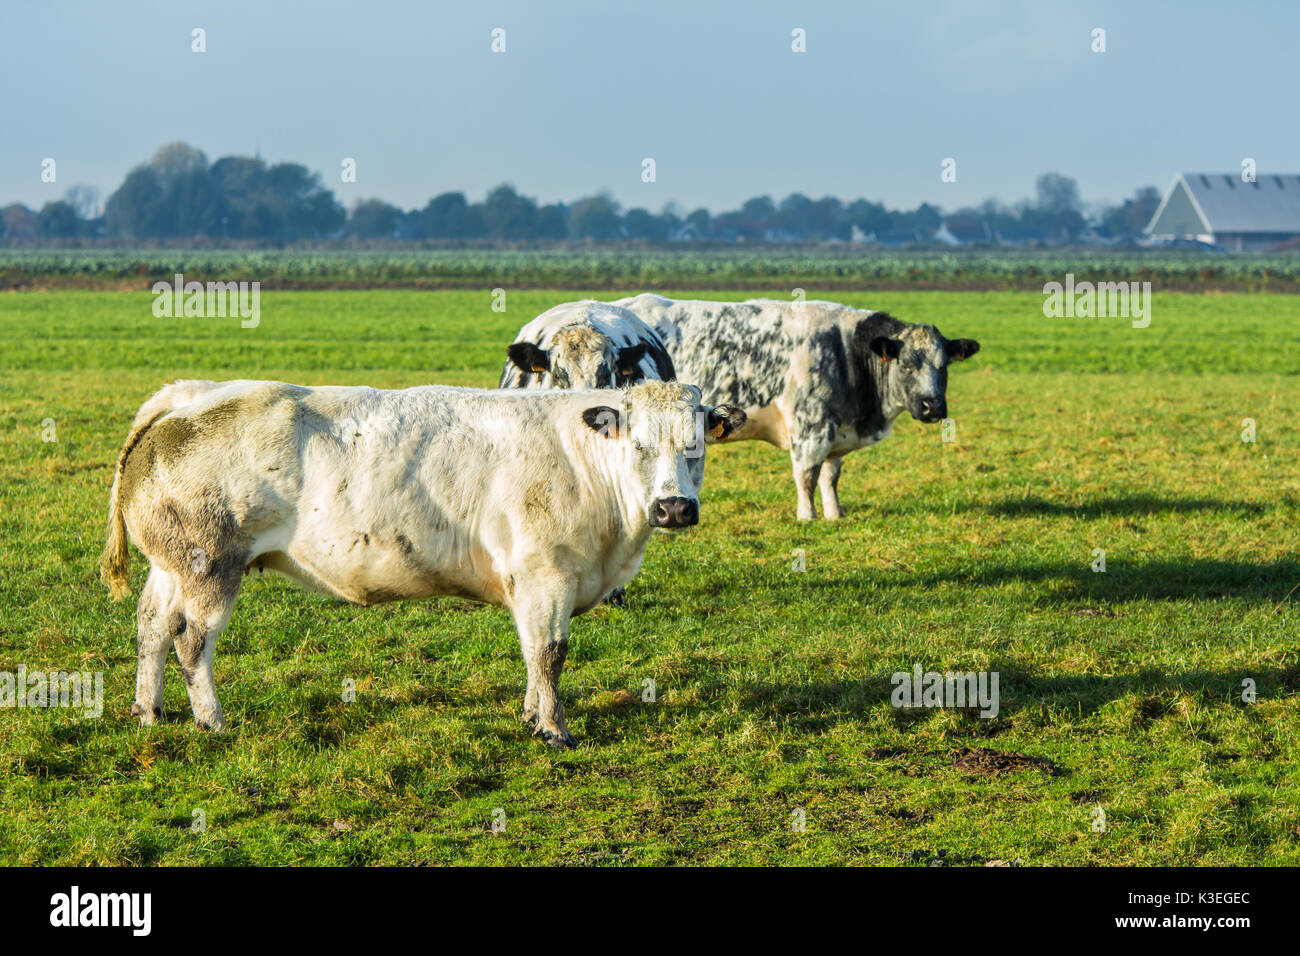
100, 410, 165, 601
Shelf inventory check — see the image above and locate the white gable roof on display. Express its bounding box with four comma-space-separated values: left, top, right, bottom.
1159, 172, 1300, 234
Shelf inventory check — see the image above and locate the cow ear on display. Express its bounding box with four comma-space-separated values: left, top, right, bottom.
704, 404, 746, 442
868, 336, 902, 363
616, 342, 650, 379
581, 405, 623, 438
947, 339, 980, 361
508, 341, 549, 374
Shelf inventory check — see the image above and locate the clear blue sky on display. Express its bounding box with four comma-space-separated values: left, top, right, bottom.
2, 0, 1297, 214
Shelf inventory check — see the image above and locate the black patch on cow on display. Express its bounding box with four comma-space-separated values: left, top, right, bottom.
641, 335, 677, 382
581, 406, 622, 438
947, 338, 981, 361
851, 312, 905, 357
706, 404, 747, 440
868, 336, 901, 362
616, 342, 651, 381
507, 341, 550, 375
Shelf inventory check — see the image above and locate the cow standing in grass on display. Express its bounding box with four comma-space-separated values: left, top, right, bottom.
101, 379, 743, 747
614, 294, 980, 521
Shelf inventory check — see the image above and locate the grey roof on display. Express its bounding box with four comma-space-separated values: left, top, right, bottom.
1176, 172, 1300, 233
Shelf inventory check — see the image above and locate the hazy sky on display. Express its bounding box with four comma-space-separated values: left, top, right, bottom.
3, 0, 1297, 214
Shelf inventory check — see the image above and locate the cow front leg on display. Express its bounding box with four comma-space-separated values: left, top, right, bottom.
131, 565, 183, 724
818, 455, 845, 519
511, 583, 577, 748
792, 456, 822, 521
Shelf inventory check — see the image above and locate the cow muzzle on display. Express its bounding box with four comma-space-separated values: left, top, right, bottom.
649, 496, 699, 528
916, 397, 947, 422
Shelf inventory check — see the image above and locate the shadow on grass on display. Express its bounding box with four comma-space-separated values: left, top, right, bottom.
801, 557, 1300, 603
983, 494, 1281, 519
730, 661, 1300, 730
854, 493, 1294, 521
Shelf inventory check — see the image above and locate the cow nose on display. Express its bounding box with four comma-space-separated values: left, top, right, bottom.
919, 398, 946, 421
649, 497, 698, 528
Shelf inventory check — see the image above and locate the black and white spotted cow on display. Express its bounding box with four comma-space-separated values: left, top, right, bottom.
101, 379, 744, 748
614, 294, 980, 521
498, 300, 675, 391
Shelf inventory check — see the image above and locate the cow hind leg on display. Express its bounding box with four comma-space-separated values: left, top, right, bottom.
792, 456, 822, 522
174, 573, 241, 732
818, 455, 845, 520
511, 581, 577, 748
132, 565, 184, 724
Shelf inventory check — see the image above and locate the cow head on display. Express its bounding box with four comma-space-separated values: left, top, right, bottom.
580, 381, 745, 530
856, 320, 980, 423
508, 325, 654, 389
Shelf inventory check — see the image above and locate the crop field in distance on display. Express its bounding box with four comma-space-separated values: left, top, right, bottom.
3, 247, 1300, 292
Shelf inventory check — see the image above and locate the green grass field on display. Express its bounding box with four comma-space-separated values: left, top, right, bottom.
1, 288, 1297, 865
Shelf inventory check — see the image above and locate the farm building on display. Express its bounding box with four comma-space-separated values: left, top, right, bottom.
933, 220, 993, 246
1146, 172, 1300, 251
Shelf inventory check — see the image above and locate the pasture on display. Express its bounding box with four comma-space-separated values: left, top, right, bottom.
1, 288, 1297, 865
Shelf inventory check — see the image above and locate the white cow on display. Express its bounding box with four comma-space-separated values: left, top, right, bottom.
101, 379, 744, 748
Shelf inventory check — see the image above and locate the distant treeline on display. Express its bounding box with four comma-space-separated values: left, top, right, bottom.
1, 142, 1162, 246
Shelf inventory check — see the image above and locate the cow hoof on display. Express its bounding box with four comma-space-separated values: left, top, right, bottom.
131, 702, 160, 725
520, 709, 539, 728
195, 717, 226, 732
604, 588, 627, 608
541, 729, 577, 749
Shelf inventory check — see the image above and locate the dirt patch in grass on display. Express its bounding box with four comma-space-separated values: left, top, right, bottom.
867, 745, 909, 759
952, 747, 1063, 777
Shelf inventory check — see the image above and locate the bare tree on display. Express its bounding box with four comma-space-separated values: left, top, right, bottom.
64, 185, 101, 220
